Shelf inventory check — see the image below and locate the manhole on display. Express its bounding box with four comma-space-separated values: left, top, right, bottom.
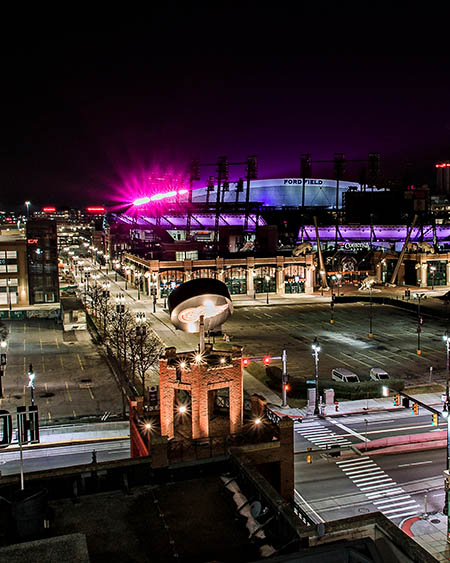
431, 519, 441, 524
80, 378, 92, 383
39, 392, 55, 398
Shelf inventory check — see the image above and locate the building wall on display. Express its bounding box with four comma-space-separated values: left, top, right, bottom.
0, 234, 29, 306
26, 220, 59, 305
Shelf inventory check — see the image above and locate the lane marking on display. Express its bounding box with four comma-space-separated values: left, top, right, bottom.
383, 505, 420, 515
65, 381, 72, 402
294, 489, 325, 524
360, 481, 396, 491
336, 457, 370, 465
88, 386, 95, 400
375, 499, 416, 509
341, 351, 372, 368
60, 357, 64, 369
366, 488, 403, 499
388, 510, 420, 519
77, 354, 84, 371
398, 460, 433, 468
328, 419, 369, 442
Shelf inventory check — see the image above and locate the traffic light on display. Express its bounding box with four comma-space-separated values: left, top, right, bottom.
393, 393, 400, 406
412, 402, 419, 415
242, 358, 250, 367
432, 413, 439, 426
263, 356, 271, 365
306, 447, 312, 464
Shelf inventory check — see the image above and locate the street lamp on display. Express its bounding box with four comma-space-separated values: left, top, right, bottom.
25, 201, 31, 218
115, 293, 125, 314
136, 312, 147, 335
125, 268, 130, 290
135, 272, 142, 300
336, 273, 342, 295
27, 363, 36, 406
312, 338, 321, 416
416, 292, 425, 355
330, 275, 335, 324
369, 285, 373, 338
430, 265, 436, 291
0, 340, 7, 398
265, 275, 270, 305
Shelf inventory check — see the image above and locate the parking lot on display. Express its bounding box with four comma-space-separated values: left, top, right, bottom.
225, 302, 448, 384
0, 319, 123, 423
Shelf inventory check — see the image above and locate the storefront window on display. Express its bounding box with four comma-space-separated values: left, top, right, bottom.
284, 265, 305, 294
254, 266, 276, 294
191, 268, 216, 279
427, 261, 446, 287
224, 267, 247, 295
160, 270, 184, 297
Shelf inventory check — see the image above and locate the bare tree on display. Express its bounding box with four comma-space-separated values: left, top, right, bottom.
128, 322, 163, 395
108, 308, 135, 371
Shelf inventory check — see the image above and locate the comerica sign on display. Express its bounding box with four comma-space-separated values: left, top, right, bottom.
0, 406, 39, 448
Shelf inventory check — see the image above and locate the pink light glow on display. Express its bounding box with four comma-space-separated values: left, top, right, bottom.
133, 196, 151, 206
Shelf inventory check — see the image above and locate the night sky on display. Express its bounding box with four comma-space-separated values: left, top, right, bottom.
1, 38, 449, 209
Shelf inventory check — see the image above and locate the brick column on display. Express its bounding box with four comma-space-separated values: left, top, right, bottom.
305, 266, 315, 293
229, 361, 243, 434
276, 265, 285, 295
278, 417, 294, 502
420, 262, 427, 288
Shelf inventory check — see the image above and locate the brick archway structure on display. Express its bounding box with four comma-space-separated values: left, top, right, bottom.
159, 345, 243, 440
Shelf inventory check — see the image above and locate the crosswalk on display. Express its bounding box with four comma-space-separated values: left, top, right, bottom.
295, 420, 353, 449
336, 456, 420, 520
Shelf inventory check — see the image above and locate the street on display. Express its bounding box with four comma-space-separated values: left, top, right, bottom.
0, 319, 124, 423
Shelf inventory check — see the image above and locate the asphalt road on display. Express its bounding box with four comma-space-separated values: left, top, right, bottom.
226, 302, 448, 384
294, 411, 447, 525
0, 319, 124, 423
0, 438, 130, 476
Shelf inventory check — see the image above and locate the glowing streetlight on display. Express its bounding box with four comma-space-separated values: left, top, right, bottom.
312, 338, 321, 415
27, 363, 36, 406
25, 201, 31, 218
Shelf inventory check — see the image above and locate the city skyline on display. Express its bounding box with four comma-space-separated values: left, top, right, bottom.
1, 42, 450, 206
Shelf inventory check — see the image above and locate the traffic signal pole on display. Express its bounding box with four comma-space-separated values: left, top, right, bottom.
281, 349, 288, 409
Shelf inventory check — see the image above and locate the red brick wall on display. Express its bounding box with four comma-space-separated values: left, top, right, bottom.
159, 348, 243, 439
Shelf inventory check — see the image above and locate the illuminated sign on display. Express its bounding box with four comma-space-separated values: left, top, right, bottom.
283, 179, 323, 185
42, 207, 56, 212
86, 206, 105, 212
178, 302, 228, 324
27, 238, 38, 244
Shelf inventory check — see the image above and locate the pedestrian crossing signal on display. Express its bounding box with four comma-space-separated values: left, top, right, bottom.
432, 413, 438, 426
393, 393, 400, 406
242, 358, 249, 367
412, 403, 419, 415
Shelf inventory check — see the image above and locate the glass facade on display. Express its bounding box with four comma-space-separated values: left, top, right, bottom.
427, 261, 446, 286
254, 266, 276, 294
224, 267, 247, 295
284, 264, 305, 294
160, 269, 184, 297
26, 220, 59, 304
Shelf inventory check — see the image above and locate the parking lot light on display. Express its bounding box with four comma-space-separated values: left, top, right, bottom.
312, 338, 321, 416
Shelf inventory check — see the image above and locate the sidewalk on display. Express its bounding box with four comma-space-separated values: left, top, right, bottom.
402, 513, 450, 562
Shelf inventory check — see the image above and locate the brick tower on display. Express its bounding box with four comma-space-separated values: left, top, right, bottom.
159, 344, 243, 440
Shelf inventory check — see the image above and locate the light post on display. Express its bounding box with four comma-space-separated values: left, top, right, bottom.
105, 254, 110, 272
125, 268, 130, 290
144, 272, 151, 296
114, 261, 120, 282
330, 275, 335, 324
28, 363, 36, 406
115, 293, 125, 314
312, 338, 321, 416
336, 273, 342, 295
369, 285, 373, 338
430, 265, 436, 291
0, 340, 7, 399
25, 200, 31, 218
320, 270, 325, 296
265, 275, 270, 305
135, 272, 142, 300
417, 292, 424, 355
443, 333, 450, 516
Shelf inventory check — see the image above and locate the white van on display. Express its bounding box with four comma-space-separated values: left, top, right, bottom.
369, 367, 390, 381
331, 368, 360, 383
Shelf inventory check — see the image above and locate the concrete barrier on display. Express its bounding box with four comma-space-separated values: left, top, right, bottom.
356, 430, 446, 451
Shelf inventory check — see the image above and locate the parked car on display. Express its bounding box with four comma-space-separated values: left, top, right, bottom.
369, 367, 390, 381
331, 368, 360, 383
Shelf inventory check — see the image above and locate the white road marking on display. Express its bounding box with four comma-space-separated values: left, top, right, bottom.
383, 505, 420, 515
328, 419, 369, 442
352, 474, 388, 484
294, 489, 325, 524
360, 480, 396, 491
366, 488, 403, 499
375, 499, 417, 509
398, 460, 433, 468
336, 457, 370, 465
